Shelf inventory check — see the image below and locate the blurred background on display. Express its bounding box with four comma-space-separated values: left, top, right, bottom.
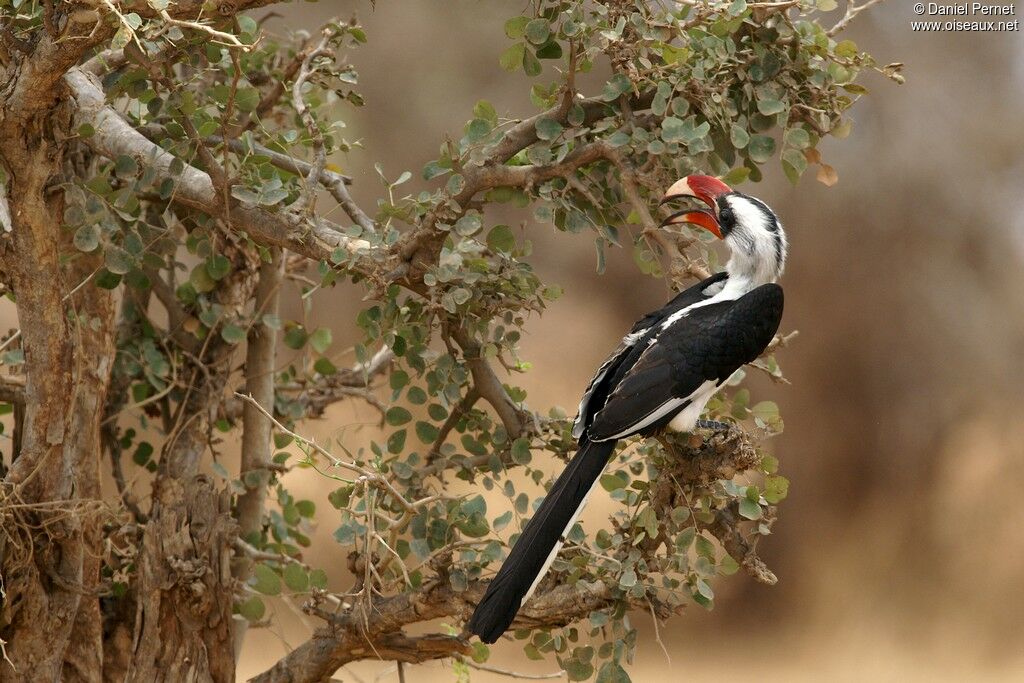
224, 1, 1024, 680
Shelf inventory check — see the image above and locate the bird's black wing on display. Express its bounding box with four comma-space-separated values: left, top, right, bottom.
588, 283, 783, 441
572, 271, 729, 439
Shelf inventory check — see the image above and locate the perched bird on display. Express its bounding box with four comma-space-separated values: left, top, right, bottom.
466, 175, 787, 644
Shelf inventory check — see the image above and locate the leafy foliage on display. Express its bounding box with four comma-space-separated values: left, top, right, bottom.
0, 0, 895, 679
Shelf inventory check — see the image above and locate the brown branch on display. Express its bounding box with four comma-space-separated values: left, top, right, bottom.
65, 69, 378, 269
207, 135, 352, 185
0, 376, 25, 405
454, 656, 566, 680
450, 329, 524, 438
233, 392, 416, 513
291, 28, 334, 216
427, 388, 479, 464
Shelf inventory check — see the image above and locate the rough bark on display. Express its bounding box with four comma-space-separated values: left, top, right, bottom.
232, 249, 283, 654
0, 74, 80, 683
61, 253, 119, 682
125, 459, 237, 683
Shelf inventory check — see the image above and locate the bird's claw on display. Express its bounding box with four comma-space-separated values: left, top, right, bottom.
695, 419, 738, 436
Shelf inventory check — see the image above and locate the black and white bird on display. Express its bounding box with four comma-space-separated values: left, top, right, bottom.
466, 175, 787, 643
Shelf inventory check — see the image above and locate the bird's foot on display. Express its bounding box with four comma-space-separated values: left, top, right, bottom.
695, 419, 739, 437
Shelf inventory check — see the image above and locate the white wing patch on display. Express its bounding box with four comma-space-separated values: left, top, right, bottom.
597, 396, 689, 441
572, 327, 648, 439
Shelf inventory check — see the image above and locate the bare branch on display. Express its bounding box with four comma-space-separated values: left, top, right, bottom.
455, 657, 567, 680
291, 28, 334, 215
828, 0, 887, 36
233, 250, 284, 653
233, 392, 416, 513
207, 134, 352, 185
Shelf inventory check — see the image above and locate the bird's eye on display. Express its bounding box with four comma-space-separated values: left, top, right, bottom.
718, 206, 735, 227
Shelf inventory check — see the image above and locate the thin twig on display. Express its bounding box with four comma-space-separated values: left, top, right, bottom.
291, 28, 334, 216
233, 392, 416, 512
828, 0, 887, 36
454, 656, 566, 680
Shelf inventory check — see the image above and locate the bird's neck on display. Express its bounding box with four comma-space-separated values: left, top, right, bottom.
724, 239, 782, 292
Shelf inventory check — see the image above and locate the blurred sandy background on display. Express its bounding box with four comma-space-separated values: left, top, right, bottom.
229, 2, 1024, 681
5, 1, 1014, 680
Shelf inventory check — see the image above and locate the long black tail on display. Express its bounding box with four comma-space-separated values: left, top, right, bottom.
467, 439, 616, 643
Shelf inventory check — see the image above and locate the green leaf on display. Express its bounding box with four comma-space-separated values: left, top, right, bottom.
751, 400, 779, 421
415, 421, 439, 444
601, 73, 631, 101
309, 327, 332, 354
600, 472, 628, 492
235, 87, 261, 113
595, 661, 631, 683
784, 127, 811, 150
563, 652, 595, 681
220, 323, 246, 345
619, 568, 637, 588
314, 357, 336, 375
756, 98, 786, 116
387, 429, 407, 454
747, 135, 776, 163
283, 325, 308, 350
114, 155, 138, 178
522, 48, 541, 77
510, 437, 531, 465
105, 246, 134, 275
535, 39, 562, 60
730, 125, 750, 149
500, 43, 526, 72
535, 117, 563, 141
722, 166, 751, 185
524, 19, 550, 45
73, 225, 100, 252
782, 148, 809, 185
473, 99, 498, 125
486, 224, 515, 253
504, 16, 529, 39
764, 475, 790, 503
206, 254, 231, 280
835, 39, 858, 58
132, 442, 153, 466
422, 160, 451, 180
660, 116, 686, 142
454, 214, 482, 236
309, 569, 328, 589
283, 563, 309, 592
386, 407, 412, 426
466, 118, 493, 143
251, 564, 281, 596
738, 497, 762, 520
95, 269, 122, 290
238, 596, 265, 622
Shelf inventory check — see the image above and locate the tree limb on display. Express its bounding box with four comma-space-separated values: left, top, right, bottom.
64, 69, 379, 270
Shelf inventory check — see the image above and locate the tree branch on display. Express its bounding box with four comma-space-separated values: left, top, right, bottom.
233, 249, 284, 653
450, 329, 524, 438
828, 0, 888, 36
64, 69, 379, 270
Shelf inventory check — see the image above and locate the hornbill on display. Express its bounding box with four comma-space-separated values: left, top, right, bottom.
466, 175, 787, 643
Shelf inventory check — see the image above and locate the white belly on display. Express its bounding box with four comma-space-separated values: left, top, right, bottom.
667, 379, 722, 432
